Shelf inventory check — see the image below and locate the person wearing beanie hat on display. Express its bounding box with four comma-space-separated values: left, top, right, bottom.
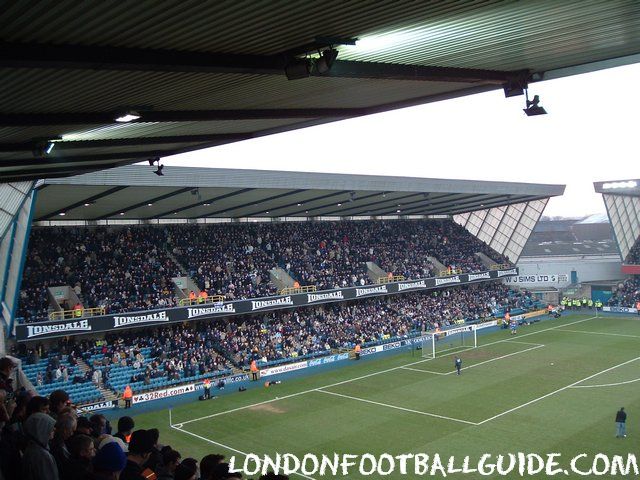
121, 429, 156, 480
87, 441, 127, 480
22, 412, 59, 480
99, 434, 128, 453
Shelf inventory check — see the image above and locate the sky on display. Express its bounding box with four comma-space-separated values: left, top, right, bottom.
163, 62, 640, 218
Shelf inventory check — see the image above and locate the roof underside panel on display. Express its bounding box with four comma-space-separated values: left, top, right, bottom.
32, 166, 563, 223
602, 193, 640, 261
3, 0, 639, 69
1, 0, 639, 180
453, 198, 549, 263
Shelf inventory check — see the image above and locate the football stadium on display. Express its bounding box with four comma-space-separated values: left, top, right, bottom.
1, 2, 640, 480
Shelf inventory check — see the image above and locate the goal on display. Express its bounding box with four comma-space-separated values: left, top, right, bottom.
421, 325, 477, 359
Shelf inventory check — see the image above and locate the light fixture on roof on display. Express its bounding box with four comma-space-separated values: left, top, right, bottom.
147, 203, 153, 207
115, 111, 140, 123
396, 209, 401, 213
32, 138, 59, 157
315, 48, 338, 74
59, 212, 66, 216
503, 73, 529, 98
523, 90, 547, 116
83, 202, 94, 207
297, 203, 302, 206
285, 57, 312, 80
119, 212, 125, 216
203, 203, 210, 206
337, 203, 342, 206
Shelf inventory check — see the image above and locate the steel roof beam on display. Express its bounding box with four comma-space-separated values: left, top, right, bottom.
94, 187, 193, 220
35, 186, 129, 221
0, 42, 518, 84
148, 188, 255, 219
0, 134, 255, 151
0, 109, 366, 127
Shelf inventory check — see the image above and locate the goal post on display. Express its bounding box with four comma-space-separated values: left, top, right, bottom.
421, 325, 477, 359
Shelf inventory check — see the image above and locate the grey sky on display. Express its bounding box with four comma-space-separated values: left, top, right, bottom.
165, 63, 640, 218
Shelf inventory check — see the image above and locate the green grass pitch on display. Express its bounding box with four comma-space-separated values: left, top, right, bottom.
131, 314, 640, 478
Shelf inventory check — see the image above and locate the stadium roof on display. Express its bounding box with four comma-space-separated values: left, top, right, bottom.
521, 240, 619, 257
2, 1, 640, 182
33, 165, 564, 221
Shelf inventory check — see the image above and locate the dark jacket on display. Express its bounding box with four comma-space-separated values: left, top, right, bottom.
62, 457, 93, 480
120, 459, 146, 480
22, 413, 59, 480
616, 410, 627, 423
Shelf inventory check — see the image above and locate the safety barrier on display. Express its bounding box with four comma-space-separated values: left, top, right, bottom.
279, 285, 317, 295
438, 268, 462, 276
490, 263, 512, 270
178, 295, 225, 307
49, 306, 105, 320
377, 275, 405, 284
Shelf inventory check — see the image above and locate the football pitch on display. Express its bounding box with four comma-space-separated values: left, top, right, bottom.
133, 314, 640, 478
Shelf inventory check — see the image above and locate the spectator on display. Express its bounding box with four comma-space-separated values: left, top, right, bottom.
48, 389, 71, 419
22, 412, 59, 480
157, 448, 182, 480
121, 429, 155, 480
115, 416, 135, 445
89, 441, 127, 480
51, 413, 77, 471
63, 433, 96, 480
143, 427, 163, 471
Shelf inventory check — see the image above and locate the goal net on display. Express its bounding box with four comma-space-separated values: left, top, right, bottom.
421, 325, 477, 359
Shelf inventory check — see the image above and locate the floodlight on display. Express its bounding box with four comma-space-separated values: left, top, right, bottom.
315, 49, 338, 74
285, 58, 311, 80
115, 111, 140, 122
523, 91, 547, 116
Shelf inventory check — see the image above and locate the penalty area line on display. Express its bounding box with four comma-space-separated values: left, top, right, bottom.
477, 355, 640, 425
315, 389, 479, 425
176, 315, 597, 427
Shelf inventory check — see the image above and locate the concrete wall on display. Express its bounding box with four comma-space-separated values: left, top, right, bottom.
510, 254, 623, 289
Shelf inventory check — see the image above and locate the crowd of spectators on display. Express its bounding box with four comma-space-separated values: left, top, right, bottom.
1, 280, 531, 479
18, 220, 510, 322
167, 225, 278, 300
608, 276, 640, 306
19, 227, 182, 323
0, 354, 277, 479
625, 239, 640, 265
25, 282, 526, 370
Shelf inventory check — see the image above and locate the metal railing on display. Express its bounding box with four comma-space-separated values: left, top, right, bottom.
49, 306, 105, 320
377, 275, 405, 284
490, 263, 511, 270
279, 285, 317, 295
438, 268, 462, 276
178, 295, 225, 307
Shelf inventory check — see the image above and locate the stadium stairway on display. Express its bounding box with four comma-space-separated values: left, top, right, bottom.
366, 261, 387, 282
475, 252, 498, 269
76, 357, 118, 403
427, 256, 447, 274
270, 267, 295, 291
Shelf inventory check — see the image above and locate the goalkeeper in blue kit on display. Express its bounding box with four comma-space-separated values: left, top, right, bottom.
455, 357, 462, 375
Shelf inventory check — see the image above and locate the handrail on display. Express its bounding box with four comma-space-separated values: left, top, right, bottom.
438, 268, 462, 276
490, 263, 511, 270
279, 285, 317, 295
49, 306, 105, 320
376, 275, 405, 284
178, 295, 225, 307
